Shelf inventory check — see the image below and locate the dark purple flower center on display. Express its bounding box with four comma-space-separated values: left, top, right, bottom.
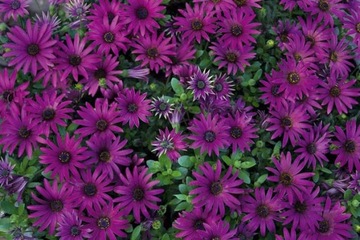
160, 139, 173, 149
103, 32, 115, 43
191, 19, 203, 31
133, 187, 145, 201
318, 0, 330, 11
136, 6, 149, 19
230, 126, 242, 139
194, 219, 204, 230
306, 35, 316, 47
211, 0, 221, 3
42, 108, 55, 120
94, 68, 107, 80
287, 72, 300, 84
99, 151, 111, 162
279, 33, 289, 43
204, 131, 216, 143
344, 140, 356, 153
318, 220, 330, 233
58, 151, 71, 163
70, 226, 80, 236
126, 103, 138, 113
97, 217, 110, 230
2, 90, 14, 102
69, 55, 82, 66
96, 119, 108, 131
330, 52, 337, 62
10, 0, 21, 10
356, 23, 360, 33
329, 86, 341, 97
256, 204, 270, 218
271, 85, 281, 96
146, 47, 159, 59
280, 172, 293, 186
294, 53, 302, 61
306, 143, 317, 154
27, 44, 40, 56
281, 116, 292, 127
214, 82, 223, 93
0, 169, 10, 178
50, 200, 64, 212
225, 52, 238, 63
83, 183, 97, 196
158, 102, 168, 112
210, 181, 223, 196
196, 80, 206, 90
18, 127, 30, 139
231, 24, 242, 36
233, 0, 246, 6
294, 201, 307, 213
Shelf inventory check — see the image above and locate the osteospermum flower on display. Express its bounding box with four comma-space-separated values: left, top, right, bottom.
280, 0, 307, 11
242, 187, 282, 236
317, 77, 360, 114
342, 8, 360, 45
188, 113, 230, 156
132, 32, 175, 73
39, 133, 87, 181
35, 11, 61, 31
189, 160, 243, 216
233, 0, 261, 10
283, 34, 317, 69
194, 0, 235, 12
88, 0, 124, 25
174, 3, 217, 43
84, 135, 132, 179
152, 128, 187, 162
304, 0, 345, 26
70, 168, 113, 212
82, 202, 129, 239
332, 119, 360, 172
27, 179, 73, 235
188, 68, 214, 100
218, 8, 260, 48
56, 211, 92, 240
0, 104, 40, 158
274, 19, 300, 50
124, 0, 165, 36
266, 102, 311, 147
116, 88, 152, 128
0, 0, 29, 20
74, 99, 123, 138
26, 91, 73, 137
173, 207, 221, 240
210, 40, 255, 75
3, 19, 56, 76
65, 0, 90, 20
198, 220, 237, 240
0, 156, 14, 187
212, 74, 234, 100
55, 33, 100, 82
165, 39, 196, 77
259, 74, 286, 109
115, 166, 164, 223
151, 97, 174, 119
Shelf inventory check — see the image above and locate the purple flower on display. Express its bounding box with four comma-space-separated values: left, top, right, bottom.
212, 74, 234, 100
0, 0, 29, 20
151, 97, 174, 119
188, 68, 214, 100
0, 156, 14, 187
152, 128, 187, 162
198, 219, 237, 240
304, 0, 345, 27
56, 211, 92, 239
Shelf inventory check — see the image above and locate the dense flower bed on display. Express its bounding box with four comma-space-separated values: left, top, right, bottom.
0, 0, 360, 239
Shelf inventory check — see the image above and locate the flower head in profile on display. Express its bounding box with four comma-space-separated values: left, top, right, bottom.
56, 211, 92, 240
189, 160, 243, 216
0, 156, 14, 187
0, 0, 29, 20
152, 128, 187, 162
34, 11, 61, 31
115, 166, 164, 223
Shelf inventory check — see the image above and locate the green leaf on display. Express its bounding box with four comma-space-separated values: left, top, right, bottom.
161, 234, 170, 240
188, 106, 201, 114
67, 123, 78, 132
131, 225, 142, 240
344, 189, 352, 200
172, 170, 182, 178
178, 156, 193, 168
0, 218, 11, 232
177, 167, 188, 178
1, 200, 16, 214
313, 171, 319, 183
240, 159, 256, 169
272, 141, 281, 157
319, 167, 332, 174
221, 156, 233, 166
159, 155, 172, 170
256, 174, 268, 185
238, 170, 251, 184
254, 69, 263, 80
179, 184, 188, 194
174, 194, 187, 201
174, 202, 190, 212
171, 78, 184, 95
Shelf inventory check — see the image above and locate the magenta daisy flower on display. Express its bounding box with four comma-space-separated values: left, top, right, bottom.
233, 0, 261, 10
27, 179, 73, 235
0, 104, 40, 158
274, 19, 300, 50
3, 19, 56, 76
165, 39, 196, 77
82, 202, 129, 239
55, 33, 100, 82
174, 3, 217, 43
114, 166, 164, 223
317, 77, 360, 114
0, 156, 14, 187
198, 220, 237, 240
304, 0, 345, 26
298, 197, 352, 240
188, 68, 214, 100
281, 187, 324, 232
70, 168, 113, 212
266, 102, 311, 147
210, 40, 255, 75
35, 11, 61, 31
212, 74, 234, 100
267, 152, 315, 204
188, 113, 230, 156
189, 160, 243, 216
84, 135, 132, 179
88, 16, 129, 55
242, 187, 283, 237
116, 88, 152, 128
218, 8, 260, 48
152, 128, 187, 162
151, 97, 174, 119
74, 99, 123, 139
26, 91, 73, 137
39, 133, 87, 181
279, 0, 307, 11
343, 8, 360, 45
295, 123, 331, 169
173, 207, 221, 240
194, 0, 235, 12
332, 119, 360, 172
88, 0, 124, 25
0, 0, 29, 20
259, 74, 286, 109
124, 0, 165, 36
56, 211, 92, 240
132, 32, 175, 73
